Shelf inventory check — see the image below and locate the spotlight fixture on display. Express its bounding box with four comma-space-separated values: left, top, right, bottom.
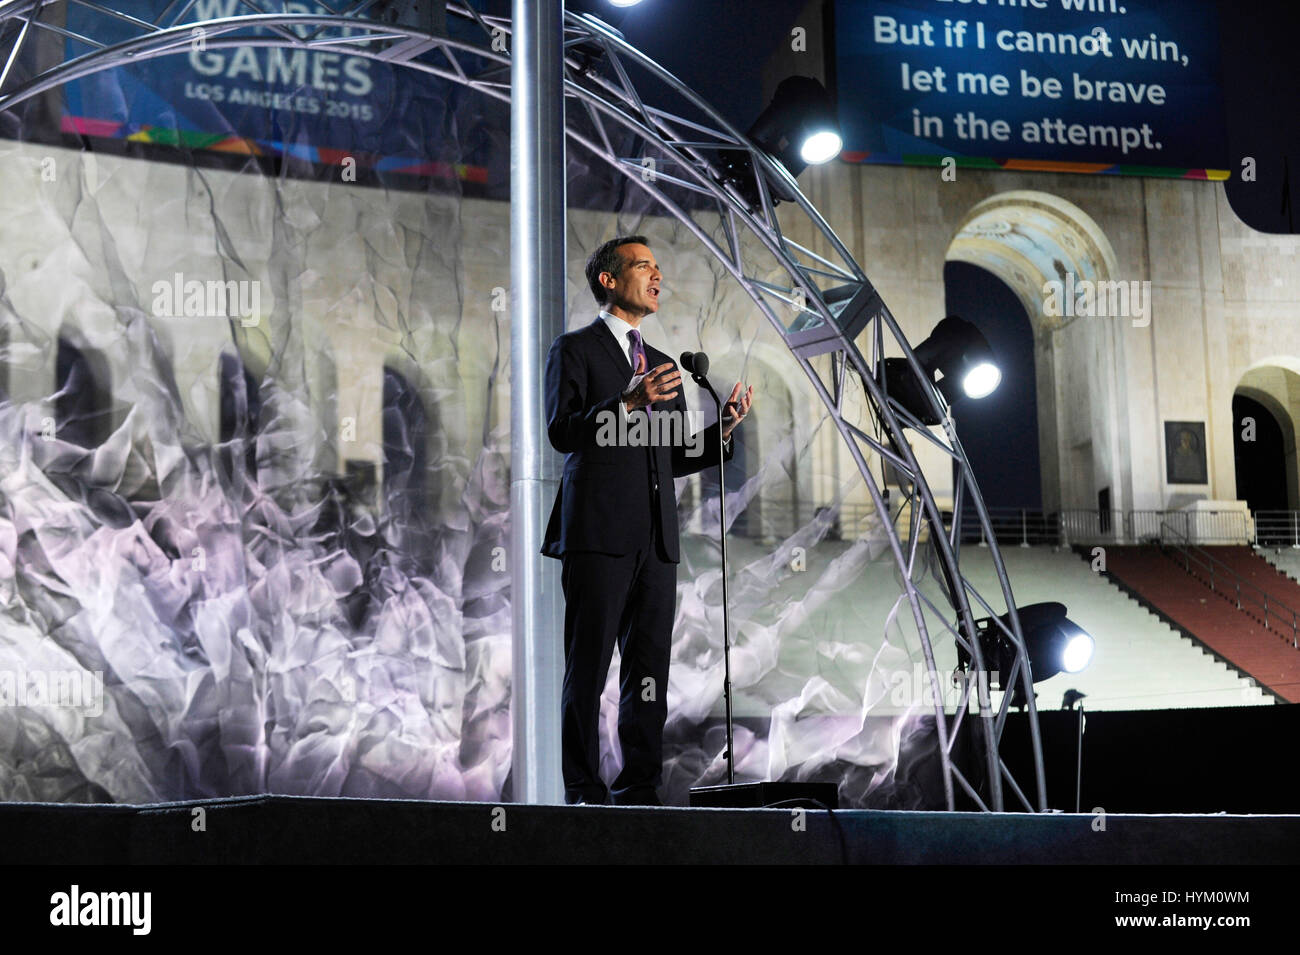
877, 316, 1000, 426
569, 17, 628, 75
799, 129, 843, 165
959, 602, 1094, 707
1059, 627, 1095, 675
719, 76, 842, 209
749, 76, 842, 174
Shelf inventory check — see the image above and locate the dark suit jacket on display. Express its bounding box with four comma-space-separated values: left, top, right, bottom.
541, 316, 732, 562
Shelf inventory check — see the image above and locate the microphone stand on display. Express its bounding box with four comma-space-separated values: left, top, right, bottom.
689, 368, 736, 785
683, 355, 840, 809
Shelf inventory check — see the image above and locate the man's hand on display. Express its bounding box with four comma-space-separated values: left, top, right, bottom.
623, 353, 681, 411
722, 382, 754, 440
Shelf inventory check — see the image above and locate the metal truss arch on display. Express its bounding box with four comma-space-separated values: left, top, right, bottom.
0, 0, 1045, 812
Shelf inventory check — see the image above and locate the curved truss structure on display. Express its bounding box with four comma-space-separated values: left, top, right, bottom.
0, 0, 1045, 811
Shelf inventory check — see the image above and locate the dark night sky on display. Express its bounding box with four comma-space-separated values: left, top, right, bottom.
575, 0, 805, 126
486, 0, 807, 133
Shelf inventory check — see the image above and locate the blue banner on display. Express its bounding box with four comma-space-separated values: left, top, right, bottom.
834, 0, 1229, 176
59, 0, 500, 188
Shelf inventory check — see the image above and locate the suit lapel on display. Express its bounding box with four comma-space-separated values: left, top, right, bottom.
591, 316, 633, 378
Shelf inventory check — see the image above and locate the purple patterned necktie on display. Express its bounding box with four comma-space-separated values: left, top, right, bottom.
628, 328, 650, 410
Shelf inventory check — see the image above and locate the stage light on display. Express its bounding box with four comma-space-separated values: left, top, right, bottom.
876, 316, 999, 426
800, 129, 843, 165
1060, 624, 1095, 674
961, 602, 1094, 707
961, 361, 1001, 399
915, 316, 1000, 404
1013, 602, 1095, 684
569, 17, 628, 75
609, 0, 644, 6
748, 76, 841, 177
719, 76, 841, 208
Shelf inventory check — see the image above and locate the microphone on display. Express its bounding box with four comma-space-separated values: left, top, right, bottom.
679, 350, 710, 378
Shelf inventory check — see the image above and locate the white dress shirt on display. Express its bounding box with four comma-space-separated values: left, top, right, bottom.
600, 309, 642, 420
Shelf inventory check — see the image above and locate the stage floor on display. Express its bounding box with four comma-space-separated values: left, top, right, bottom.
2, 796, 1297, 864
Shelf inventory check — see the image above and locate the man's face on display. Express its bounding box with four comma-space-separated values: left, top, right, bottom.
602, 243, 661, 318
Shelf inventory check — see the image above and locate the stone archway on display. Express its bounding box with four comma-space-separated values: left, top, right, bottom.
1235, 359, 1300, 512
945, 191, 1123, 513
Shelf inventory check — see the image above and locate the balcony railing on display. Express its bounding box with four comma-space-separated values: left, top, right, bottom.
714, 498, 1300, 552
952, 507, 1255, 547
1252, 511, 1300, 548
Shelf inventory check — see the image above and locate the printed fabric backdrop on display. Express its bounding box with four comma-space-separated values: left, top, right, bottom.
0, 30, 960, 808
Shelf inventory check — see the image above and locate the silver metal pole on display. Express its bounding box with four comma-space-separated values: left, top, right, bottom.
510, 0, 566, 805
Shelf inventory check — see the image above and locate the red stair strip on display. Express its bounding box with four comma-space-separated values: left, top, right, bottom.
1100, 546, 1300, 702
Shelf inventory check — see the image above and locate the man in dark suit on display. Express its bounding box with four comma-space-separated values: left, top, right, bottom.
541, 235, 753, 806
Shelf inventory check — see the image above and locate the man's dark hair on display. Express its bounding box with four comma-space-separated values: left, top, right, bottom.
585, 235, 648, 306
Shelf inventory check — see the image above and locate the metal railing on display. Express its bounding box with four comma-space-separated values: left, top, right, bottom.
1253, 510, 1300, 548
732, 500, 1300, 556
949, 507, 1255, 547
960, 508, 1076, 546
1159, 521, 1300, 649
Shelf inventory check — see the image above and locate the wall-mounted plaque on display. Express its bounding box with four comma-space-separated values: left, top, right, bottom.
1165, 421, 1208, 485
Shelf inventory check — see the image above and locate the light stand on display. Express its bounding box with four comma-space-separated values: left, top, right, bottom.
1062, 688, 1086, 812
1073, 697, 1086, 813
